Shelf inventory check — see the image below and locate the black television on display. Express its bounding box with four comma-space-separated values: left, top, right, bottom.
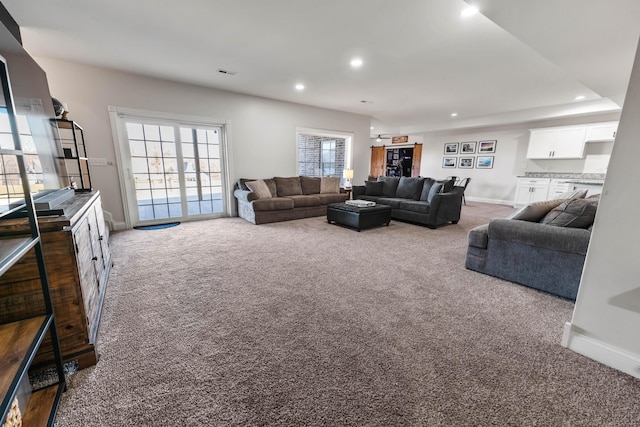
0, 15, 68, 214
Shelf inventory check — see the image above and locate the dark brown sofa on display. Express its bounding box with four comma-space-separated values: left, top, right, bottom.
234, 176, 348, 224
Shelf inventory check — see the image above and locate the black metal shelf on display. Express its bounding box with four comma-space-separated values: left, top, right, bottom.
0, 55, 66, 427
51, 118, 92, 191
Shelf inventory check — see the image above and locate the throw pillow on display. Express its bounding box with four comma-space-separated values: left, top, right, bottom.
541, 198, 598, 228
300, 176, 321, 195
440, 178, 455, 193
364, 180, 384, 196
274, 177, 303, 196
556, 189, 588, 199
420, 178, 436, 201
245, 180, 272, 199
263, 178, 277, 197
508, 198, 566, 222
377, 176, 400, 197
237, 178, 257, 191
426, 182, 444, 204
320, 176, 341, 194
396, 176, 425, 200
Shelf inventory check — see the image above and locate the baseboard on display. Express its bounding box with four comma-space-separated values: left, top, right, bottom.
562, 322, 640, 379
111, 221, 128, 231
465, 196, 514, 206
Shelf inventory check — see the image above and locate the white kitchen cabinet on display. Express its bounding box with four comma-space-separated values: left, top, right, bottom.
585, 122, 618, 141
527, 126, 587, 159
514, 178, 551, 207
548, 179, 572, 199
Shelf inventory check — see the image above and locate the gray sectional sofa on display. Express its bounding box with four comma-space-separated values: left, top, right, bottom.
352, 176, 462, 228
466, 195, 598, 300
234, 176, 348, 224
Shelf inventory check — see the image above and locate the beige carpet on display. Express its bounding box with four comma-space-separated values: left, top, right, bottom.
54, 202, 640, 426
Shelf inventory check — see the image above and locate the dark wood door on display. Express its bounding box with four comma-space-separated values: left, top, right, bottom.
370, 146, 385, 177
412, 143, 422, 177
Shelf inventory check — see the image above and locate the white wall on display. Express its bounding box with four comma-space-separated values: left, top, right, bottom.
34, 57, 372, 228
563, 39, 640, 379
417, 113, 619, 205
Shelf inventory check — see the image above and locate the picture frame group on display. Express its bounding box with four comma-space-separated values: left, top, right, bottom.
442, 140, 496, 169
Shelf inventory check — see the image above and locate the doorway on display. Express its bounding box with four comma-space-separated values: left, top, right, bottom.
111, 109, 230, 228
370, 144, 422, 178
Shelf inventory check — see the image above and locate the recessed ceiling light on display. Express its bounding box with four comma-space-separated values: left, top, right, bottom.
350, 58, 363, 68
295, 83, 305, 91
461, 6, 479, 17
370, 126, 374, 130
451, 112, 458, 117
574, 95, 586, 101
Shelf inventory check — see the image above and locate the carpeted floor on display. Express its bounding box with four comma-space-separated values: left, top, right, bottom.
54, 202, 640, 426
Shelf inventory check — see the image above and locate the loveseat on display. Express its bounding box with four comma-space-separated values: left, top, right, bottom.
351, 176, 463, 228
234, 176, 348, 224
465, 194, 598, 300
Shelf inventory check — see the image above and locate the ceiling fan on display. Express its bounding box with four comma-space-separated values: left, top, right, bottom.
373, 134, 391, 142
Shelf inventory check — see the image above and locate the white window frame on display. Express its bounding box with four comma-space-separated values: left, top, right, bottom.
295, 127, 353, 177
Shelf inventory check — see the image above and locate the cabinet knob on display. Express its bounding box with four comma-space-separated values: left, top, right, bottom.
92, 256, 98, 261
98, 235, 103, 241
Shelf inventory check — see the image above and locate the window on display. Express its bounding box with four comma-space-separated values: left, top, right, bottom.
0, 111, 45, 210
297, 129, 352, 185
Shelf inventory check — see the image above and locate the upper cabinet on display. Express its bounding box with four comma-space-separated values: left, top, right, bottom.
585, 121, 618, 142
527, 121, 619, 160
527, 126, 587, 159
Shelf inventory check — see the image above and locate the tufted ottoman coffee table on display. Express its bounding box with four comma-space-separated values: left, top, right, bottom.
326, 203, 392, 231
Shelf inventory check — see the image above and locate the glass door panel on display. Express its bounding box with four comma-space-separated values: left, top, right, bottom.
180, 127, 224, 217
121, 119, 227, 226
126, 122, 182, 222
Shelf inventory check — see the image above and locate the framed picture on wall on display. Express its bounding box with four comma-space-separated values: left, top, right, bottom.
461, 141, 477, 154
444, 143, 459, 154
476, 156, 494, 169
392, 135, 409, 144
478, 140, 497, 153
459, 157, 474, 168
443, 157, 457, 168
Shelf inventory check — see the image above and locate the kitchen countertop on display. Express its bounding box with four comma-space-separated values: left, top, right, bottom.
518, 172, 605, 185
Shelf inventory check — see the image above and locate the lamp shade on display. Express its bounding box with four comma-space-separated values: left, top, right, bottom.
343, 169, 354, 179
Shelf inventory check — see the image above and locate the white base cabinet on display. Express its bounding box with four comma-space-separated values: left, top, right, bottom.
547, 179, 572, 199
514, 178, 550, 207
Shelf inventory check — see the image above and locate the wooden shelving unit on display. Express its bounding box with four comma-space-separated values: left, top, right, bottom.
0, 55, 66, 427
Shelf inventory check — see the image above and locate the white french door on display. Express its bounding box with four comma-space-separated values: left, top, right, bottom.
112, 110, 229, 228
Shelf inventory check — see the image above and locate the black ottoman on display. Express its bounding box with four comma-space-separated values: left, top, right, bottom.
327, 203, 392, 231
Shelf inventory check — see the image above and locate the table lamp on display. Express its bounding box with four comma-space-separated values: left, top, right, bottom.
343, 169, 354, 188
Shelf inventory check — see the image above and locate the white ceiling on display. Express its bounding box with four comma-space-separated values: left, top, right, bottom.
3, 0, 640, 136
